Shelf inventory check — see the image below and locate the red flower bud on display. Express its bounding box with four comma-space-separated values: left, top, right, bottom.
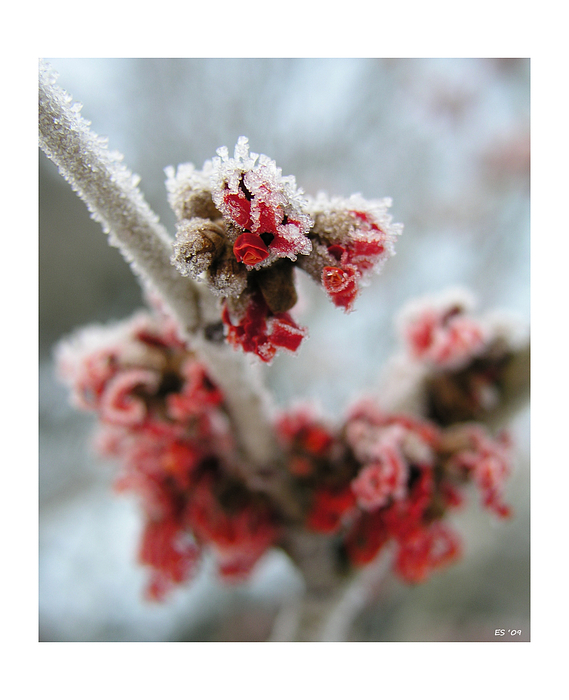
233, 232, 270, 266
322, 266, 359, 310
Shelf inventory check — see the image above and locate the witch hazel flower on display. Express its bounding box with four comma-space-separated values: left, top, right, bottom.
184, 472, 281, 581
300, 193, 402, 312
138, 515, 201, 601
56, 308, 269, 598
442, 424, 513, 518
393, 520, 462, 584
350, 431, 409, 511
398, 288, 487, 371
167, 138, 402, 361
345, 401, 438, 512
221, 289, 307, 364
210, 136, 313, 268
168, 137, 313, 284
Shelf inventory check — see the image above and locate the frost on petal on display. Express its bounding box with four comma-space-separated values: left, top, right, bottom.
210, 137, 313, 267
446, 424, 513, 518
322, 265, 359, 311
222, 290, 307, 363
302, 192, 402, 311
351, 443, 408, 511
99, 368, 161, 426
55, 319, 134, 410
398, 288, 487, 370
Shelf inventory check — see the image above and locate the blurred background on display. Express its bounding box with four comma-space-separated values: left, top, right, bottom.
39, 58, 529, 641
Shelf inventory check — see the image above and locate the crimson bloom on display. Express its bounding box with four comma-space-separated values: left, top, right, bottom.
233, 232, 270, 266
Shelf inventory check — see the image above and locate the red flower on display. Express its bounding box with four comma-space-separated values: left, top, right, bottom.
322, 266, 359, 311
139, 516, 201, 601
449, 426, 512, 518
223, 191, 254, 230
212, 139, 313, 265
99, 369, 160, 426
186, 475, 280, 580
233, 232, 270, 266
306, 486, 357, 534
400, 293, 487, 370
222, 292, 307, 363
351, 442, 408, 511
394, 521, 461, 583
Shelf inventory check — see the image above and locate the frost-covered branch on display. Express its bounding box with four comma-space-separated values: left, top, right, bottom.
38, 61, 281, 469
38, 61, 202, 335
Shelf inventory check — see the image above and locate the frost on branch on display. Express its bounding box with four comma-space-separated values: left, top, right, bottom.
167, 137, 402, 361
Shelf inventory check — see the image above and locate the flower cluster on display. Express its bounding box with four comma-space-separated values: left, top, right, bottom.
167, 138, 401, 361
55, 289, 518, 601
301, 193, 402, 312
56, 310, 281, 600
394, 289, 526, 426
275, 398, 512, 585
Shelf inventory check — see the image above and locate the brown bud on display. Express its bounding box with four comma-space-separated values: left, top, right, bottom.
180, 189, 220, 221
310, 209, 360, 243
208, 246, 248, 298
172, 218, 226, 277
295, 240, 338, 285
254, 261, 298, 313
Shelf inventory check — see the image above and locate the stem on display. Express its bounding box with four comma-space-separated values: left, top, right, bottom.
38, 61, 201, 336
318, 546, 393, 641
38, 60, 281, 469
268, 544, 393, 641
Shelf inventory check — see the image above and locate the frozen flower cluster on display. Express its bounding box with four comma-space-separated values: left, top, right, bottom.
398, 288, 487, 371
56, 309, 281, 599
276, 399, 512, 584
393, 289, 527, 426
55, 286, 520, 600
167, 137, 402, 361
55, 286, 519, 600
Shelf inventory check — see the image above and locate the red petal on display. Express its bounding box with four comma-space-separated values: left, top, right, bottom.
322, 266, 359, 310
223, 192, 253, 229
233, 232, 269, 265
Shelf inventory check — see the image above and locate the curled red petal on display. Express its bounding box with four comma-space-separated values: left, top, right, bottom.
322, 266, 359, 311
268, 314, 307, 353
256, 199, 278, 235
233, 232, 269, 266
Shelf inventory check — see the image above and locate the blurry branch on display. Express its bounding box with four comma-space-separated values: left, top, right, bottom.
484, 343, 530, 430
319, 546, 393, 641
38, 61, 281, 469
270, 544, 393, 641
